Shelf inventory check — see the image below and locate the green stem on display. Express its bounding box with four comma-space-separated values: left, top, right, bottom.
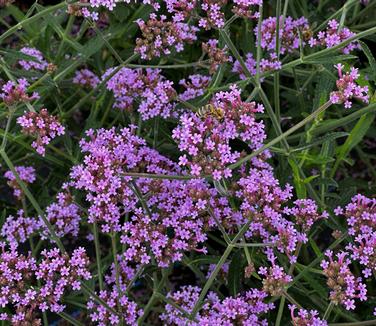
229, 100, 332, 170
93, 222, 104, 291
0, 150, 65, 252
189, 221, 251, 319
111, 232, 124, 325
323, 301, 335, 321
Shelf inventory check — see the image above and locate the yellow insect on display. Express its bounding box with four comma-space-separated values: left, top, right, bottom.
196, 104, 225, 121
302, 27, 313, 41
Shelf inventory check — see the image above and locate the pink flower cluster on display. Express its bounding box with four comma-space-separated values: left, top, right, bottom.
335, 194, 376, 278
232, 0, 262, 19
309, 20, 360, 54
17, 108, 65, 156
232, 52, 282, 80
120, 179, 221, 267
43, 191, 81, 239
236, 166, 328, 260
173, 86, 266, 180
321, 250, 367, 310
0, 78, 39, 106
73, 68, 100, 89
69, 126, 178, 232
179, 74, 211, 101
19, 47, 48, 71
202, 39, 231, 74
104, 67, 176, 120
0, 244, 91, 322
135, 13, 198, 60
330, 64, 369, 108
284, 199, 329, 232
199, 0, 227, 30
1, 210, 40, 247
259, 264, 292, 296
4, 165, 36, 199
258, 16, 310, 55
160, 285, 274, 325
87, 288, 141, 326
289, 305, 328, 326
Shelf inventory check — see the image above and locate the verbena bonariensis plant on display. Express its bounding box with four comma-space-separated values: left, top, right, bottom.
0, 0, 375, 325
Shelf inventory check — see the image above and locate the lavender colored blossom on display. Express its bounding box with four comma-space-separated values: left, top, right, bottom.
284, 199, 329, 232
135, 14, 198, 60
87, 288, 141, 325
232, 0, 262, 19
335, 194, 376, 278
260, 264, 292, 296
257, 16, 310, 55
202, 39, 231, 74
17, 108, 65, 156
73, 68, 100, 89
160, 285, 274, 325
173, 85, 266, 180
0, 244, 91, 322
232, 52, 282, 80
330, 64, 369, 108
69, 126, 179, 232
4, 165, 36, 199
104, 67, 176, 120
1, 210, 40, 247
309, 20, 360, 54
0, 78, 39, 106
179, 74, 211, 101
18, 47, 48, 71
321, 250, 367, 310
289, 305, 328, 326
199, 0, 227, 30
42, 191, 81, 239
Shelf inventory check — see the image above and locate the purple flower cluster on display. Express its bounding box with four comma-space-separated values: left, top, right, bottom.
173, 86, 266, 180
232, 52, 282, 80
17, 108, 65, 156
160, 285, 274, 325
19, 47, 48, 71
43, 191, 81, 239
120, 179, 218, 267
202, 39, 231, 74
284, 199, 329, 232
69, 126, 178, 232
4, 165, 36, 200
36, 247, 91, 313
1, 210, 39, 247
330, 64, 369, 108
309, 20, 360, 54
0, 78, 39, 106
0, 244, 91, 322
179, 74, 211, 101
258, 16, 310, 55
335, 194, 376, 278
135, 13, 198, 60
321, 250, 367, 310
73, 68, 100, 89
199, 0, 227, 30
232, 0, 262, 19
87, 288, 141, 326
259, 264, 292, 296
289, 305, 328, 326
104, 67, 176, 120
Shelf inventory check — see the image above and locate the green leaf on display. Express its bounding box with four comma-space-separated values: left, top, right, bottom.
360, 41, 376, 82
288, 158, 306, 198
227, 250, 243, 296
331, 112, 376, 176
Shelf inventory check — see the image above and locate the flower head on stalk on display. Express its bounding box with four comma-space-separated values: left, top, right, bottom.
329, 64, 369, 108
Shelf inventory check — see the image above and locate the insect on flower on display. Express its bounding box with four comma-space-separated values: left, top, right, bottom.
196, 104, 225, 121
